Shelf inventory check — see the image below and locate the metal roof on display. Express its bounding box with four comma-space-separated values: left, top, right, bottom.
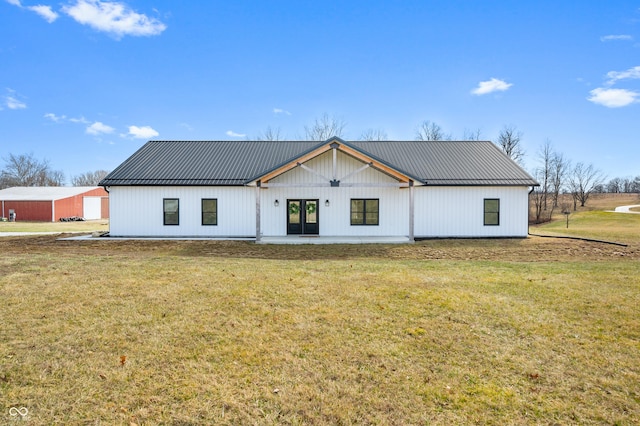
0, 186, 103, 201
350, 140, 538, 186
100, 139, 538, 187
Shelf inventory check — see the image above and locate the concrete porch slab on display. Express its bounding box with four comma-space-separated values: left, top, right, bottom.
258, 236, 413, 244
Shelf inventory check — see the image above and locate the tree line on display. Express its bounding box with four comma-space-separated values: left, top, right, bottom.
528, 139, 640, 223
0, 153, 108, 189
1, 116, 636, 210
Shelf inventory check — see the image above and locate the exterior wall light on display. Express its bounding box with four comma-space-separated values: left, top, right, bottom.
274, 200, 279, 207
325, 199, 330, 207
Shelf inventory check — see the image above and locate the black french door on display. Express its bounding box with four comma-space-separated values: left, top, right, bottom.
287, 199, 319, 235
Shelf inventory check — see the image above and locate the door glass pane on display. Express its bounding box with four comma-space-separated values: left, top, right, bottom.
305, 201, 317, 224
289, 201, 301, 224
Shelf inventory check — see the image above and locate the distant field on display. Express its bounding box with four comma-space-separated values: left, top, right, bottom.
529, 193, 640, 244
531, 210, 640, 244
1, 195, 639, 424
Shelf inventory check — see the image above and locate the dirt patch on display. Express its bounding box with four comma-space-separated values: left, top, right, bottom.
0, 234, 636, 262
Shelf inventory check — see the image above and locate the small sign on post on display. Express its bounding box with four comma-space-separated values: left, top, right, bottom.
562, 209, 571, 229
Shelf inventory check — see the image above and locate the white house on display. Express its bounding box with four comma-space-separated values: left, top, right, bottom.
100, 137, 538, 241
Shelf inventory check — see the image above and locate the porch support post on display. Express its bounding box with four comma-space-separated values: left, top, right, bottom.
409, 180, 414, 241
255, 181, 261, 243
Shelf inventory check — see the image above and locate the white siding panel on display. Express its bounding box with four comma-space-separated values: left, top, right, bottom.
109, 186, 255, 237
414, 186, 529, 237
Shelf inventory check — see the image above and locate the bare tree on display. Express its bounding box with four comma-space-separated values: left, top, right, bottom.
256, 126, 284, 141
538, 140, 553, 212
359, 128, 388, 141
463, 128, 483, 141
607, 177, 622, 193
72, 170, 110, 186
530, 180, 547, 224
304, 113, 346, 141
530, 140, 555, 223
496, 125, 525, 164
46, 170, 66, 187
415, 120, 450, 141
0, 153, 65, 188
569, 162, 605, 209
550, 151, 569, 208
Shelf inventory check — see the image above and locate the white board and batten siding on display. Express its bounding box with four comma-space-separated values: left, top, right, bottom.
414, 186, 530, 238
108, 186, 255, 237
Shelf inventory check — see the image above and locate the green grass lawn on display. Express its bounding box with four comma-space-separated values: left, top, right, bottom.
531, 210, 640, 245
1, 205, 639, 424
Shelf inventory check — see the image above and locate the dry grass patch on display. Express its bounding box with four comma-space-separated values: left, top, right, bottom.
0, 220, 108, 234
1, 237, 639, 424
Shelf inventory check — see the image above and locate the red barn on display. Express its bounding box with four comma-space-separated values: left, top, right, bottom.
0, 187, 109, 222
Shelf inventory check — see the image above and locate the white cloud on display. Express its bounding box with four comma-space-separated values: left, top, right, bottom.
45, 113, 90, 124
601, 35, 633, 42
5, 95, 27, 109
273, 108, 291, 115
62, 0, 167, 39
226, 130, 246, 138
44, 112, 66, 122
587, 88, 639, 108
127, 125, 159, 139
605, 65, 640, 85
5, 0, 59, 23
69, 116, 89, 124
27, 5, 59, 23
471, 78, 513, 95
86, 121, 115, 135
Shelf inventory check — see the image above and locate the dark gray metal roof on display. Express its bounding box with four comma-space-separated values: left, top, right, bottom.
100, 139, 538, 187
349, 140, 538, 186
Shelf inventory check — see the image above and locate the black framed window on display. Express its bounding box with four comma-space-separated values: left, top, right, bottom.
351, 199, 379, 226
202, 199, 217, 226
163, 198, 179, 225
484, 198, 500, 226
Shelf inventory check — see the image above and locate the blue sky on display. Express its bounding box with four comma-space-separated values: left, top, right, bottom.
1, 0, 639, 183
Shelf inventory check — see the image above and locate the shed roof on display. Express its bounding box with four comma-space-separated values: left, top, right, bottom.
0, 187, 103, 201
100, 139, 538, 187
